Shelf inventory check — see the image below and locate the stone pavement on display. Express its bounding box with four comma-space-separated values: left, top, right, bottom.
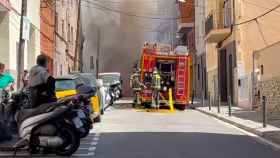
196, 106, 280, 145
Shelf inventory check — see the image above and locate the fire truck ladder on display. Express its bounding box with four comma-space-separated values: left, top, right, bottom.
176, 57, 187, 97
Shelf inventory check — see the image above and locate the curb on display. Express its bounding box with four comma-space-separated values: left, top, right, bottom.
196, 108, 280, 150
196, 108, 267, 138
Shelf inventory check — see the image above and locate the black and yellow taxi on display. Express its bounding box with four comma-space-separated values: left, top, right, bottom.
55, 73, 101, 122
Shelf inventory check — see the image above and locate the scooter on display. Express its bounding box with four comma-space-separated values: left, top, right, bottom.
2, 92, 85, 157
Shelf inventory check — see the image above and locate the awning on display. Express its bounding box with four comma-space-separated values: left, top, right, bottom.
0, 0, 11, 11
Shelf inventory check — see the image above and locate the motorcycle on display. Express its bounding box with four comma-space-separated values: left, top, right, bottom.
1, 91, 91, 156
74, 85, 96, 138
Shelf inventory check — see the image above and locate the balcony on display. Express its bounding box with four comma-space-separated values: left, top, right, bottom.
205, 11, 231, 43
0, 0, 11, 11
177, 18, 194, 34
177, 1, 194, 33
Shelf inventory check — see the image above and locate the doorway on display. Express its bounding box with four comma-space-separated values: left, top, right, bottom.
219, 49, 228, 102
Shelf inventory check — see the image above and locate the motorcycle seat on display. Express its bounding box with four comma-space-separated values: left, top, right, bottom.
17, 102, 61, 123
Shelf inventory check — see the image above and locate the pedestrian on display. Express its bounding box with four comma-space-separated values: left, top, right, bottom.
29, 55, 57, 108
0, 62, 14, 91
0, 62, 14, 142
22, 70, 29, 88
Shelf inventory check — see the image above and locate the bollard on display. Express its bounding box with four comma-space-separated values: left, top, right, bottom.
228, 95, 232, 116
218, 94, 221, 113
262, 96, 267, 128
191, 89, 195, 105
202, 92, 205, 107
168, 88, 175, 112
208, 92, 211, 111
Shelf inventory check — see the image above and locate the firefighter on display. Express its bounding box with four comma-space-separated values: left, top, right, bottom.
130, 69, 143, 107
152, 68, 161, 109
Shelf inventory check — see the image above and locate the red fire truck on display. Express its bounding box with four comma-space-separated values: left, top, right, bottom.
139, 43, 192, 110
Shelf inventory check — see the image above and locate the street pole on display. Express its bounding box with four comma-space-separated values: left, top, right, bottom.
17, 0, 28, 89
262, 96, 267, 128
96, 28, 101, 78
218, 94, 221, 113
74, 0, 82, 71
228, 95, 232, 116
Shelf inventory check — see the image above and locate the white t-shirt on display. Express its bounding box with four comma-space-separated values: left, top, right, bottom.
29, 65, 50, 87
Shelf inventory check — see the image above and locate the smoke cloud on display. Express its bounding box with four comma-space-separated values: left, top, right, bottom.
81, 0, 159, 96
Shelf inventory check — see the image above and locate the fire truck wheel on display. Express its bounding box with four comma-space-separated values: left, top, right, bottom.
141, 102, 151, 109
175, 104, 186, 111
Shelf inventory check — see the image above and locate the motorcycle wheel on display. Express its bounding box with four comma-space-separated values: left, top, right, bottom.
29, 135, 40, 154
56, 125, 80, 156
80, 120, 91, 138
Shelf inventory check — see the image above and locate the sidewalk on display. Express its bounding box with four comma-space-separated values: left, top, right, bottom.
196, 106, 280, 145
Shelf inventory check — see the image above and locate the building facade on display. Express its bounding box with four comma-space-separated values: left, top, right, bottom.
40, 0, 55, 74
176, 0, 195, 97
0, 0, 41, 86
156, 0, 177, 47
54, 0, 80, 77
204, 0, 280, 108
194, 0, 206, 98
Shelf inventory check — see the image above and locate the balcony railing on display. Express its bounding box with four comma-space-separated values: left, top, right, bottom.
205, 8, 232, 36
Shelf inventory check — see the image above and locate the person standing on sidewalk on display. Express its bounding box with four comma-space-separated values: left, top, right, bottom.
0, 62, 14, 91
0, 62, 14, 142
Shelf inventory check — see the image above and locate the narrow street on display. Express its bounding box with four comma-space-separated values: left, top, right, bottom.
1, 100, 280, 158
92, 104, 280, 158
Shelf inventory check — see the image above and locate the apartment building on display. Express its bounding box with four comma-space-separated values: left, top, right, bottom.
204, 0, 280, 108
177, 0, 195, 96
54, 0, 80, 76
0, 0, 41, 84
40, 0, 55, 74
194, 0, 206, 98
156, 0, 177, 47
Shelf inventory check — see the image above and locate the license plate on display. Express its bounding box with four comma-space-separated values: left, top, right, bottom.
77, 110, 86, 119
72, 117, 83, 128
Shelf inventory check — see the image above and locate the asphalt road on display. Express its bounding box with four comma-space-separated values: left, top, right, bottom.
1, 102, 280, 158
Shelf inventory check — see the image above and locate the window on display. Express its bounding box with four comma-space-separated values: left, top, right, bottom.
67, 24, 70, 42
71, 26, 74, 43
62, 20, 65, 38
60, 64, 63, 75
55, 12, 58, 32
224, 0, 232, 27
90, 56, 94, 70
198, 64, 200, 80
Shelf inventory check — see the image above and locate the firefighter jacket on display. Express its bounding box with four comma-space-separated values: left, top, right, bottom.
152, 72, 161, 90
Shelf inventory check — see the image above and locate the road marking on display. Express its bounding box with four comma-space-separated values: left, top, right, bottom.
89, 146, 96, 151
214, 117, 280, 151
93, 137, 99, 141
91, 141, 98, 146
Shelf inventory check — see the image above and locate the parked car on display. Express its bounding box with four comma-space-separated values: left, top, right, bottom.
98, 72, 123, 99
97, 79, 113, 111
71, 73, 105, 115
55, 74, 101, 122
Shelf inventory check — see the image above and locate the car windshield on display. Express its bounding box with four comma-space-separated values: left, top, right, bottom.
99, 74, 120, 85
55, 79, 76, 91
79, 74, 97, 87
